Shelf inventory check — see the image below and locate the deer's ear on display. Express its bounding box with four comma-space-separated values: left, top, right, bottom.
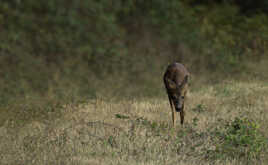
167, 79, 177, 89
181, 75, 189, 88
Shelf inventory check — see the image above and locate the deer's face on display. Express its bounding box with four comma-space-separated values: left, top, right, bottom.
166, 75, 189, 112
170, 88, 186, 112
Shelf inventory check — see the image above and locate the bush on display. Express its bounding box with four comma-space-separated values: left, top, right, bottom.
209, 117, 267, 160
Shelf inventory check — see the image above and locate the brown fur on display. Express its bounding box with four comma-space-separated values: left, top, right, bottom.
163, 63, 190, 126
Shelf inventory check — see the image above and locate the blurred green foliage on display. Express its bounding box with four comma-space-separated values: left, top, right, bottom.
0, 0, 268, 111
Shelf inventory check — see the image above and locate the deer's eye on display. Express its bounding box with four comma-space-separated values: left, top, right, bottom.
181, 96, 185, 99
171, 95, 177, 100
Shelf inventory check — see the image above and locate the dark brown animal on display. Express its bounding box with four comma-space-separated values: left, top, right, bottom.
163, 63, 190, 126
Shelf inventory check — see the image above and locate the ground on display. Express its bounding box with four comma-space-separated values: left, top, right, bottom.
0, 81, 267, 165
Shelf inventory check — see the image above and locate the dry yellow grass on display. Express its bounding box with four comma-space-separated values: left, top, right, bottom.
0, 81, 267, 165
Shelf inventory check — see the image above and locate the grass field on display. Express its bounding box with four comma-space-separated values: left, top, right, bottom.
0, 80, 268, 165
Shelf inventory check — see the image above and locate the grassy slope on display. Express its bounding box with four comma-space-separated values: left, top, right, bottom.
0, 80, 267, 165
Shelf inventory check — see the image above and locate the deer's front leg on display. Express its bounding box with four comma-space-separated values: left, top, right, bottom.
168, 95, 176, 127
180, 104, 185, 125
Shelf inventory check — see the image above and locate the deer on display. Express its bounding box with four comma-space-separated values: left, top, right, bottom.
163, 62, 190, 127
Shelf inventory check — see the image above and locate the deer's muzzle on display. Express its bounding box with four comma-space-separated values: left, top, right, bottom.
174, 100, 183, 112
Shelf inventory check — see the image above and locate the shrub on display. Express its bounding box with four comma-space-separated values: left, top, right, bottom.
209, 117, 267, 160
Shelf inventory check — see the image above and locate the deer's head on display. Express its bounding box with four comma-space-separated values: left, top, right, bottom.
167, 75, 188, 112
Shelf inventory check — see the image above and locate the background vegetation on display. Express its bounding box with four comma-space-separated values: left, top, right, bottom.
1, 0, 268, 104
0, 0, 268, 164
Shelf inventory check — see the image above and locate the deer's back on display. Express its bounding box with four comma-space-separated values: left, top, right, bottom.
164, 63, 190, 85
